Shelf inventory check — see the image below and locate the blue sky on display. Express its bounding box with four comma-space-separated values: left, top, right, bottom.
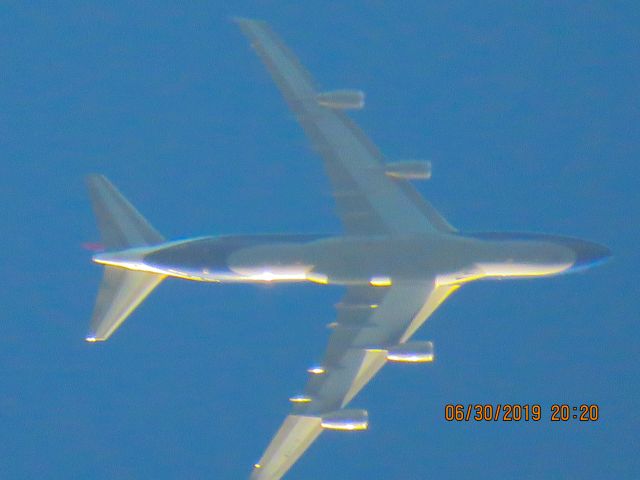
2, 2, 638, 478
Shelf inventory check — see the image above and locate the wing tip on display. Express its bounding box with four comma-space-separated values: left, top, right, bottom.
85, 173, 106, 188
229, 15, 265, 27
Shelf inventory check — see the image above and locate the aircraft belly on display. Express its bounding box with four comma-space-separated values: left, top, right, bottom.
144, 235, 325, 282
226, 235, 464, 285
144, 234, 485, 285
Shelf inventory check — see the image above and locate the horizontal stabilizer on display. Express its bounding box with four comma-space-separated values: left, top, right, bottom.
86, 174, 164, 250
87, 266, 165, 342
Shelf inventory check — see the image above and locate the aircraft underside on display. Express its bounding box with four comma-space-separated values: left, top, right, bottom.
83, 17, 610, 480
92, 232, 606, 286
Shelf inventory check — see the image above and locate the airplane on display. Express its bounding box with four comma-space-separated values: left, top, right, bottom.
84, 18, 611, 479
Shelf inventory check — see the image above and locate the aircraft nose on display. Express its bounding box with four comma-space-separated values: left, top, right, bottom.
567, 239, 611, 272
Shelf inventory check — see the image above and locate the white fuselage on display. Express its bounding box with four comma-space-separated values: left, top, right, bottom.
92, 231, 603, 288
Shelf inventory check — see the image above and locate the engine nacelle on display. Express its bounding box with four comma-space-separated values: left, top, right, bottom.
321, 409, 369, 431
385, 160, 432, 180
387, 341, 434, 362
316, 90, 365, 110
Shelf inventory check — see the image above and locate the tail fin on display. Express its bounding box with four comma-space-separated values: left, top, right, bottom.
85, 175, 166, 342
86, 174, 164, 250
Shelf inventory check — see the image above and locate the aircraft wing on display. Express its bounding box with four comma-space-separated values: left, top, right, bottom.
235, 18, 455, 236
250, 281, 459, 479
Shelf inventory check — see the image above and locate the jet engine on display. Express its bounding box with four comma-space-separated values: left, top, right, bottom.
387, 341, 434, 362
384, 160, 432, 180
316, 90, 365, 110
321, 409, 369, 431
